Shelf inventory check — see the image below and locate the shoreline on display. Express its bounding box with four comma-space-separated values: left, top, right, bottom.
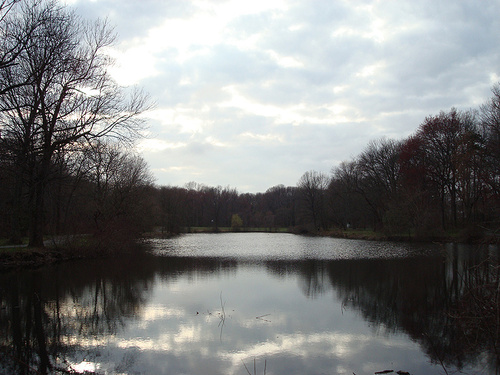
0, 247, 72, 272
1, 230, 497, 272
0, 239, 146, 272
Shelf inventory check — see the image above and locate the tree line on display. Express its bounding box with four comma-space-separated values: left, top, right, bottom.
154, 87, 499, 241
1, 1, 498, 248
328, 96, 499, 239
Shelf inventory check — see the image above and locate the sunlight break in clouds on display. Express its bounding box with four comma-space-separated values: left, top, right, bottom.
219, 85, 355, 126
108, 0, 288, 84
137, 139, 186, 153
239, 132, 284, 143
70, 0, 500, 192
145, 108, 209, 135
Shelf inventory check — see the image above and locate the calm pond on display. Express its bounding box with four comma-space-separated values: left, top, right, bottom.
1, 233, 499, 374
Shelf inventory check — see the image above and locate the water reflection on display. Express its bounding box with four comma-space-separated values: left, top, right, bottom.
0, 238, 498, 374
0, 250, 156, 374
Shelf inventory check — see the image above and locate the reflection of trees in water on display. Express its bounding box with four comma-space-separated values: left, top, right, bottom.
451, 247, 500, 373
265, 260, 332, 297
265, 245, 500, 373
324, 256, 467, 369
1, 245, 498, 373
1, 278, 53, 374
0, 252, 237, 374
0, 251, 157, 374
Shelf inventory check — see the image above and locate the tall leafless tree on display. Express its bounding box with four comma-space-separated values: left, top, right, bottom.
356, 138, 402, 230
480, 83, 500, 197
0, 0, 150, 247
83, 142, 154, 239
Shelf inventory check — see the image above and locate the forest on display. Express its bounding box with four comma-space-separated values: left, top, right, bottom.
0, 1, 499, 247
114, 95, 500, 242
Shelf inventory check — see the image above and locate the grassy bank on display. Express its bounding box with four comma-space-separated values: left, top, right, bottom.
147, 226, 496, 243
0, 246, 67, 271
0, 234, 147, 272
2, 226, 496, 271
321, 228, 390, 241
322, 227, 499, 244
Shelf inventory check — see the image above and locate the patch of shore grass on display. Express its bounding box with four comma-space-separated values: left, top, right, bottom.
0, 233, 148, 272
323, 228, 389, 241
0, 246, 27, 254
0, 238, 29, 254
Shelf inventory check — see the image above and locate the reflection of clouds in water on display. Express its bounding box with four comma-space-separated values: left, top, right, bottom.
175, 323, 202, 343
61, 296, 423, 374
2, 236, 492, 374
229, 332, 425, 375
94, 329, 423, 375
141, 304, 185, 321
88, 258, 435, 374
64, 330, 413, 375
115, 324, 210, 353
219, 332, 372, 366
118, 337, 163, 351
239, 312, 287, 329
68, 360, 100, 373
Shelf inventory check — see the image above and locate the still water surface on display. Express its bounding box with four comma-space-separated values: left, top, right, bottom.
1, 233, 498, 374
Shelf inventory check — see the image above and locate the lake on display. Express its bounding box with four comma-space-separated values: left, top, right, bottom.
1, 233, 498, 374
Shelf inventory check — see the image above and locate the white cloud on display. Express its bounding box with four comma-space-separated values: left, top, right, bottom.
137, 139, 186, 153
266, 50, 304, 68
70, 0, 500, 192
239, 132, 285, 143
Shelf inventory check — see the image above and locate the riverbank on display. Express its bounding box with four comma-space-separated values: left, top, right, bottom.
323, 228, 499, 244
0, 247, 67, 271
174, 226, 499, 244
1, 228, 497, 271
0, 237, 147, 272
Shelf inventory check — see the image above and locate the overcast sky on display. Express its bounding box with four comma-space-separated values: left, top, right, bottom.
67, 0, 500, 193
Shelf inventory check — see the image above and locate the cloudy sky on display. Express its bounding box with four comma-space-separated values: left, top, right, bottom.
67, 0, 500, 193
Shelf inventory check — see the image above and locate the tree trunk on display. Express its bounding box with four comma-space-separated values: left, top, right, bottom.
29, 179, 46, 248
450, 175, 458, 228
28, 154, 50, 248
9, 172, 24, 244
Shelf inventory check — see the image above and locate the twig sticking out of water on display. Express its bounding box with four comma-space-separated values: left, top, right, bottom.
422, 332, 449, 375
242, 359, 251, 375
218, 291, 226, 341
219, 291, 226, 320
256, 313, 271, 322
242, 358, 266, 375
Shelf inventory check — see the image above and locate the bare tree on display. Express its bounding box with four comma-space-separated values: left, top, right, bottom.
264, 184, 296, 228
297, 170, 330, 231
157, 186, 188, 234
356, 138, 402, 230
84, 142, 154, 240
329, 161, 369, 229
0, 0, 150, 247
480, 83, 500, 197
414, 108, 481, 229
0, 0, 50, 95
0, 0, 21, 71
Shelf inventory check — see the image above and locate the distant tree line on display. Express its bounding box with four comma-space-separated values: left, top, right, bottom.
0, 1, 498, 247
154, 86, 500, 240
153, 183, 297, 233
